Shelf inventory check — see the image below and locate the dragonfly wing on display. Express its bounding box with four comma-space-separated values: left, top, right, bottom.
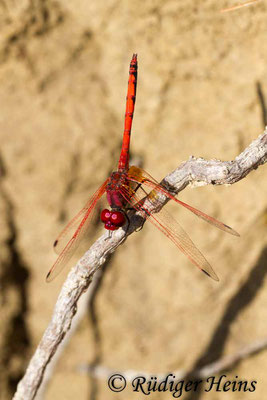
53, 208, 90, 256
128, 165, 239, 237
46, 179, 108, 282
119, 186, 219, 281
54, 180, 108, 255
144, 204, 219, 281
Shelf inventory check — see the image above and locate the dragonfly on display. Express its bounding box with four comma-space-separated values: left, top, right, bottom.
46, 54, 239, 282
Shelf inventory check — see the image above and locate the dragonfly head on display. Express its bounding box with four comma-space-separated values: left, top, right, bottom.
100, 209, 126, 231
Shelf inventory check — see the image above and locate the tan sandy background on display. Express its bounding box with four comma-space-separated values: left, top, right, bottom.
0, 0, 267, 399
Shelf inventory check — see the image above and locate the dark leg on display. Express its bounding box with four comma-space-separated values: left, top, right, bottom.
134, 185, 150, 231
104, 230, 113, 241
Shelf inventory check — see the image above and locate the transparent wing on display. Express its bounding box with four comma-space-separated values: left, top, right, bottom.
54, 207, 90, 255
119, 184, 219, 281
46, 179, 108, 282
53, 181, 108, 255
128, 165, 239, 236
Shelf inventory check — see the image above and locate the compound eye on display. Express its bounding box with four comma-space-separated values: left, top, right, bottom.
111, 211, 126, 226
101, 209, 111, 222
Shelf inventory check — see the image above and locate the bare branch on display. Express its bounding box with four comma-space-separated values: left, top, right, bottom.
13, 130, 267, 400
163, 130, 267, 193
13, 232, 125, 400
79, 336, 267, 380
194, 336, 267, 378
35, 269, 104, 400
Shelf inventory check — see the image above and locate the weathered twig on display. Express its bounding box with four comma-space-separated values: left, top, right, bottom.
79, 336, 267, 380
13, 130, 267, 400
193, 336, 267, 378
35, 269, 104, 400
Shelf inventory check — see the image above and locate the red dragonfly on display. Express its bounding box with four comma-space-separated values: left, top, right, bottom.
46, 54, 239, 282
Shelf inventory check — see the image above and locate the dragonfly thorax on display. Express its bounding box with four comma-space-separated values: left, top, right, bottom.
102, 171, 129, 230
106, 171, 129, 209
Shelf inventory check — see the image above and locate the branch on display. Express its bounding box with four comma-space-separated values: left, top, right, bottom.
163, 130, 267, 194
79, 336, 267, 380
193, 336, 267, 378
35, 269, 104, 399
13, 130, 267, 400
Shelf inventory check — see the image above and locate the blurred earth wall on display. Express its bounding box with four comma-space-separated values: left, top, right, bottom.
0, 0, 267, 399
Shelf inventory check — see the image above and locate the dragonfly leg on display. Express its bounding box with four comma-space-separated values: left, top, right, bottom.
104, 227, 127, 247
124, 212, 130, 232
125, 206, 147, 232
135, 185, 149, 231
116, 233, 127, 246
135, 217, 146, 232
125, 185, 149, 232
132, 182, 142, 195
104, 230, 113, 241
116, 210, 144, 242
